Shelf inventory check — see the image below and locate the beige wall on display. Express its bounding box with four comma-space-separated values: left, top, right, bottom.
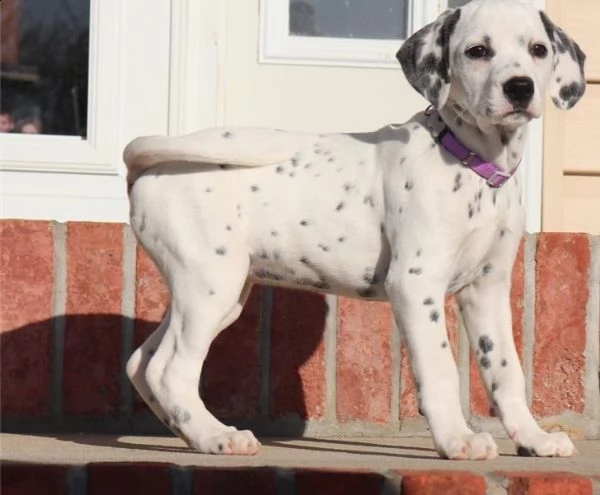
543, 0, 600, 234
222, 0, 427, 133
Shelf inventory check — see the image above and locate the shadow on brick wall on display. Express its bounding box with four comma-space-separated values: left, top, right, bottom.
1, 289, 329, 437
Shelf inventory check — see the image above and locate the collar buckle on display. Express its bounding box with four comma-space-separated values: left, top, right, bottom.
486, 170, 512, 187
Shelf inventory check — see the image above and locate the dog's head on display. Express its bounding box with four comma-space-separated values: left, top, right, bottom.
397, 0, 586, 126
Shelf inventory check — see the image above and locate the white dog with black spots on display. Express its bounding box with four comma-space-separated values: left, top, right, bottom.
124, 0, 586, 460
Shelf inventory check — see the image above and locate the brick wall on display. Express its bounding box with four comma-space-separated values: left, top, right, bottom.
1, 220, 599, 437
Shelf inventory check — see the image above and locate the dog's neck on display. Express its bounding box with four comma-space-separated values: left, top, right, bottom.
438, 101, 528, 173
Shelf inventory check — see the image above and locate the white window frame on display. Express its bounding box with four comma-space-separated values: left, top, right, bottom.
259, 0, 440, 68
0, 0, 171, 222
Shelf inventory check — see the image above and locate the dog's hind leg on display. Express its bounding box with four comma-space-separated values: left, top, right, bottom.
126, 281, 255, 439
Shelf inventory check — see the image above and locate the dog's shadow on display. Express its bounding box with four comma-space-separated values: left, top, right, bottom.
1, 287, 327, 441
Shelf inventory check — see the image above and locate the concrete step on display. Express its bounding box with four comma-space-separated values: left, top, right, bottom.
2, 433, 599, 494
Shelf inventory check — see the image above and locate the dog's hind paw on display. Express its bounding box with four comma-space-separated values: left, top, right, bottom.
516, 431, 577, 457
439, 432, 499, 460
188, 429, 261, 455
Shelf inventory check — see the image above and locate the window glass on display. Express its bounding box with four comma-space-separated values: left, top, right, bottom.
448, 0, 470, 7
289, 0, 407, 40
0, 0, 90, 137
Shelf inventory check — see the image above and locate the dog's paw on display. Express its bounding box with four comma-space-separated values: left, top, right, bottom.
188, 429, 261, 455
438, 432, 499, 460
516, 431, 577, 457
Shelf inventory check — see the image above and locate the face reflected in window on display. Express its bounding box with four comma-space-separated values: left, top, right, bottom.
0, 0, 90, 137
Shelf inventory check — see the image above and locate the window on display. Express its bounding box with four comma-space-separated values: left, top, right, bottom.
260, 0, 440, 68
289, 0, 408, 40
1, 0, 90, 137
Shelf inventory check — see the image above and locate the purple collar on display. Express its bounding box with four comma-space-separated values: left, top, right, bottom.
427, 109, 520, 188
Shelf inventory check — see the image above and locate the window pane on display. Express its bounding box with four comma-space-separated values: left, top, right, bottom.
289, 0, 407, 40
0, 0, 90, 137
448, 0, 470, 7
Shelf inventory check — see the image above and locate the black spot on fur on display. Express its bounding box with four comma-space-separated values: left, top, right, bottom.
423, 297, 434, 306
491, 382, 499, 393
405, 180, 414, 191
363, 195, 375, 207
441, 341, 448, 348
205, 187, 212, 193
338, 237, 345, 243
171, 406, 191, 425
215, 247, 227, 256
343, 182, 354, 192
300, 256, 310, 265
300, 220, 309, 226
479, 335, 494, 353
468, 204, 474, 219
480, 356, 491, 369
430, 310, 440, 322
318, 243, 330, 252
270, 230, 278, 236
336, 202, 345, 211
453, 173, 462, 192
357, 287, 376, 298
222, 131, 232, 138
363, 269, 379, 286
226, 225, 232, 231
208, 289, 215, 296
408, 267, 422, 275
482, 263, 493, 276
276, 166, 285, 174
517, 446, 536, 457
501, 359, 507, 367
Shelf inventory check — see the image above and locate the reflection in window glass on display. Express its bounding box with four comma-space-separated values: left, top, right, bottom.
289, 0, 407, 40
0, 0, 90, 137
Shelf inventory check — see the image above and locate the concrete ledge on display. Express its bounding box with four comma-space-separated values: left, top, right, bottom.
2, 434, 599, 494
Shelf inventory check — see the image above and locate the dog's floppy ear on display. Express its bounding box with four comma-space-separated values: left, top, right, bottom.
396, 8, 461, 109
539, 11, 586, 110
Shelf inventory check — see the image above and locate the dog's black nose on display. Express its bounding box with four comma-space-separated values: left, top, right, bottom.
503, 77, 534, 108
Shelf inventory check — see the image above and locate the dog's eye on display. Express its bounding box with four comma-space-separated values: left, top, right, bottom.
465, 45, 490, 59
531, 43, 548, 58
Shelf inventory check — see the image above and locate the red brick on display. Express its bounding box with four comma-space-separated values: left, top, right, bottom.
471, 239, 525, 416
134, 245, 169, 347
270, 289, 326, 420
296, 469, 384, 495
202, 287, 262, 420
400, 296, 459, 419
88, 463, 172, 495
504, 472, 593, 495
337, 299, 392, 423
1, 463, 69, 495
400, 470, 486, 495
533, 234, 589, 416
193, 467, 276, 495
133, 246, 169, 412
63, 222, 124, 415
0, 220, 54, 415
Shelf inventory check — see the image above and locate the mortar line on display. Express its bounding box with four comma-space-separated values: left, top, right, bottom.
120, 225, 137, 415
259, 286, 274, 416
169, 465, 193, 495
51, 221, 67, 418
67, 465, 87, 495
391, 318, 401, 428
276, 468, 297, 495
584, 235, 600, 420
523, 233, 537, 406
458, 311, 471, 420
324, 295, 338, 423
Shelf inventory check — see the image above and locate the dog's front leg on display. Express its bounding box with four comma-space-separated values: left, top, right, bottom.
386, 264, 499, 460
458, 273, 577, 457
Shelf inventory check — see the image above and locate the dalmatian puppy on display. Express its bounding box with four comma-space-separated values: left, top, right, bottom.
124, 0, 586, 460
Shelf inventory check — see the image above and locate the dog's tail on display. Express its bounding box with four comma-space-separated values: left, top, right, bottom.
124, 127, 313, 184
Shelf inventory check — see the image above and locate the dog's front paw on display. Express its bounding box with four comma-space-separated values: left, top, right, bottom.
438, 432, 499, 460
517, 431, 577, 457
187, 429, 261, 455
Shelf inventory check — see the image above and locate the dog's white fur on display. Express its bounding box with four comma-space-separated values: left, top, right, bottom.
124, 0, 586, 459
